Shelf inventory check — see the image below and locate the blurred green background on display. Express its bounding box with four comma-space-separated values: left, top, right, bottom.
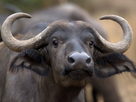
0, 0, 136, 16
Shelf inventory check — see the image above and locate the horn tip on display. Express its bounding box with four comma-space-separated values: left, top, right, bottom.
99, 15, 124, 20
20, 12, 32, 18
99, 15, 110, 20
12, 12, 32, 18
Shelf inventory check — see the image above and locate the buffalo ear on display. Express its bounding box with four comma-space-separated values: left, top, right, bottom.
94, 52, 136, 78
9, 49, 50, 76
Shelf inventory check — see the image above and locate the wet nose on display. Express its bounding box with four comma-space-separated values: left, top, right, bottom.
67, 52, 91, 66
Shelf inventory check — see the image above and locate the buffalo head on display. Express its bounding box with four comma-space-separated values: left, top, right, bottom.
1, 13, 135, 87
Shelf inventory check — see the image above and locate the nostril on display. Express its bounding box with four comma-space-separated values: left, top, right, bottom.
68, 57, 75, 64
86, 58, 91, 64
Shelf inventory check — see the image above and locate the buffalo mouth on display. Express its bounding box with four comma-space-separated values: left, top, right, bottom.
62, 68, 93, 80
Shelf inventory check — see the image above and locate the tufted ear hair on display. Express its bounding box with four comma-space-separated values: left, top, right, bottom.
9, 49, 50, 76
94, 51, 136, 78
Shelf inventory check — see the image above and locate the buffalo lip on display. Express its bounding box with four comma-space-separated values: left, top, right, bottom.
67, 69, 93, 80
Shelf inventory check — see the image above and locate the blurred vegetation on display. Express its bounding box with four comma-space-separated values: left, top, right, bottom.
0, 0, 54, 13
1, 0, 136, 15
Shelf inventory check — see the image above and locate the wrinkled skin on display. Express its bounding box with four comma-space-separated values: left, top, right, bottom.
0, 3, 135, 102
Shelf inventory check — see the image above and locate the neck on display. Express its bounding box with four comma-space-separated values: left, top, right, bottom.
39, 73, 84, 102
53, 86, 83, 102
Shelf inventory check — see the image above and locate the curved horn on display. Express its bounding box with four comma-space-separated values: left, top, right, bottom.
1, 12, 50, 52
93, 15, 132, 53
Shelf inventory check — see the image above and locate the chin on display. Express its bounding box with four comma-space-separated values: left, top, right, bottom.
55, 74, 91, 87
53, 67, 93, 87
68, 77, 90, 87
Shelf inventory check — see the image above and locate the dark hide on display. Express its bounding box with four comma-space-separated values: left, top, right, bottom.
9, 50, 136, 79
20, 22, 124, 102
3, 23, 135, 102
1, 3, 135, 102
90, 51, 136, 102
10, 49, 49, 76
94, 52, 136, 78
0, 47, 11, 101
3, 48, 135, 102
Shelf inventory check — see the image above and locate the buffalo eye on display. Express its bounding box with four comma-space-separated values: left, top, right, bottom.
52, 39, 58, 48
89, 41, 93, 48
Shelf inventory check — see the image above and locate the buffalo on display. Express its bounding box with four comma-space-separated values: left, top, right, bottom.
0, 4, 136, 102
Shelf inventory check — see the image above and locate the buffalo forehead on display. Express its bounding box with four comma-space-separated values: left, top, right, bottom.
49, 21, 93, 36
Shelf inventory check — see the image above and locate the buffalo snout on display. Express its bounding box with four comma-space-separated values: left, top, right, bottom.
67, 52, 91, 66
66, 52, 93, 76
61, 52, 94, 80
